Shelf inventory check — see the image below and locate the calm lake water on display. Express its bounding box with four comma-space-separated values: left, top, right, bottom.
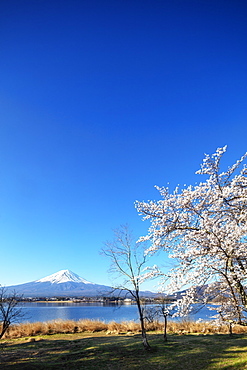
17, 302, 214, 324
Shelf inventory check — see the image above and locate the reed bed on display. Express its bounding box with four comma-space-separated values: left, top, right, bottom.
3, 319, 247, 339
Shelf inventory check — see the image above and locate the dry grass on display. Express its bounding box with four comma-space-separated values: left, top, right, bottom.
3, 318, 247, 339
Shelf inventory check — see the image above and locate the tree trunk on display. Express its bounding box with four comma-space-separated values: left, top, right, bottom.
163, 314, 168, 341
136, 294, 151, 350
229, 322, 233, 337
0, 320, 10, 339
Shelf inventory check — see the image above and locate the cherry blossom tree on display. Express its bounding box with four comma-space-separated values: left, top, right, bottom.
136, 146, 247, 326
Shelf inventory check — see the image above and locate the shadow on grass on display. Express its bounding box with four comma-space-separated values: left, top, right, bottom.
1, 333, 247, 369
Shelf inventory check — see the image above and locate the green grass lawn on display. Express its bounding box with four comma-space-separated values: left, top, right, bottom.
1, 332, 247, 369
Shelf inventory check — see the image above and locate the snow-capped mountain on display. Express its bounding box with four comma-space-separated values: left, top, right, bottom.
6, 269, 156, 298
6, 269, 113, 298
36, 269, 93, 285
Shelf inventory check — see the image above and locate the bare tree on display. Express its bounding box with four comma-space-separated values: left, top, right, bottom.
144, 295, 176, 341
0, 287, 24, 339
102, 225, 151, 350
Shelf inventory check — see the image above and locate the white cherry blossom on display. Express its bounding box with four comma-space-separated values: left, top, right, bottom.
136, 147, 247, 325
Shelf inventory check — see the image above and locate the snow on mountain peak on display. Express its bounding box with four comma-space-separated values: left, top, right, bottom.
36, 269, 93, 284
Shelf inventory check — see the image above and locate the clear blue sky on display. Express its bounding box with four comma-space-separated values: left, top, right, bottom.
0, 0, 246, 291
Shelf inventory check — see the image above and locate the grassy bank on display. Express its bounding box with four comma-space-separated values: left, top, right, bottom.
1, 331, 247, 369
2, 320, 247, 369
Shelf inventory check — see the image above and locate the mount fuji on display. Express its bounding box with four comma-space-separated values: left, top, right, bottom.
6, 270, 155, 298
6, 270, 114, 298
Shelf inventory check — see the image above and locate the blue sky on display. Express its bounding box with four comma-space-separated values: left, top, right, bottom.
0, 0, 246, 291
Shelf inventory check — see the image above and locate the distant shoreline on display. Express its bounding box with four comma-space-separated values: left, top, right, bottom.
18, 297, 160, 304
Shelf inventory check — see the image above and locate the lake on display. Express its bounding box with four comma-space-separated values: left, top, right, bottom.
17, 302, 215, 324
